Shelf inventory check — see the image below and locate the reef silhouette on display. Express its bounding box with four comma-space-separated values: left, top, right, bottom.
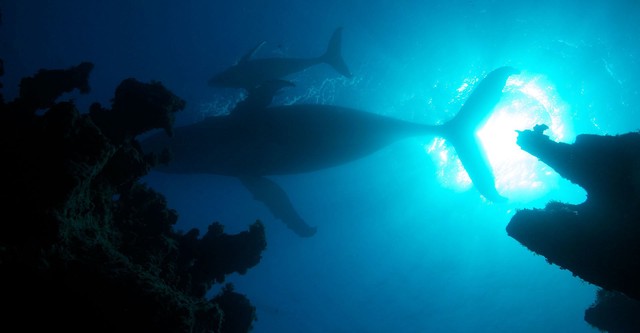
0, 61, 266, 332
508, 126, 640, 332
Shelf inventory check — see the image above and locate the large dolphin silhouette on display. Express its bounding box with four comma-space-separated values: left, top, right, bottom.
208, 27, 352, 89
143, 66, 519, 237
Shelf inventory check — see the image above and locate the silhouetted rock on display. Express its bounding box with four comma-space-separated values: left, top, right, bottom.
508, 128, 640, 298
507, 126, 640, 330
12, 61, 94, 112
0, 62, 266, 332
211, 284, 258, 333
90, 78, 185, 144
0, 58, 4, 93
584, 289, 640, 333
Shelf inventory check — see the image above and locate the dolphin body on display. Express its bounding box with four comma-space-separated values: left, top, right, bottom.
143, 66, 519, 237
208, 27, 352, 89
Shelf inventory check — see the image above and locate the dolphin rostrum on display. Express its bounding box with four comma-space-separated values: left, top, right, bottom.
208, 27, 352, 89
143, 66, 519, 237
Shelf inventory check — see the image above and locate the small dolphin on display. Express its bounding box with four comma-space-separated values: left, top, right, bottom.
208, 27, 352, 89
144, 67, 519, 237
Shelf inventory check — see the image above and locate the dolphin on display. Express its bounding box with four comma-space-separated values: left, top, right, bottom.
208, 27, 352, 89
143, 66, 519, 237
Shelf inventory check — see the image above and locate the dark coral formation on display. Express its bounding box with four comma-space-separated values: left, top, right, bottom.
584, 289, 640, 333
90, 78, 184, 143
0, 62, 266, 332
507, 127, 640, 332
15, 61, 94, 111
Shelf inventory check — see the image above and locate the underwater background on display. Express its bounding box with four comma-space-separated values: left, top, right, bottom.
2, 0, 639, 332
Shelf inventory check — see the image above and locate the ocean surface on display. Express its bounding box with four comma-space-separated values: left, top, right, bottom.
3, 1, 639, 332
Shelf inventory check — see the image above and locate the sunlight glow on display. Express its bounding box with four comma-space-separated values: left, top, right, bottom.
427, 72, 573, 202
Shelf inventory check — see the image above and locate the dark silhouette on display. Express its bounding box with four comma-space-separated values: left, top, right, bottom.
208, 27, 352, 89
508, 126, 640, 332
143, 67, 518, 237
584, 289, 640, 332
0, 62, 266, 332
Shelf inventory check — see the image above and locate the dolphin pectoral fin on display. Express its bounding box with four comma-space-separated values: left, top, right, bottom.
240, 176, 317, 237
452, 135, 507, 203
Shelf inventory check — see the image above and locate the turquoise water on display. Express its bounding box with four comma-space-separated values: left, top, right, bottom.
3, 1, 639, 331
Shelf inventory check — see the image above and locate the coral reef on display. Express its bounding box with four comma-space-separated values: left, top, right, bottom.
0, 61, 266, 332
507, 126, 640, 332
584, 289, 640, 333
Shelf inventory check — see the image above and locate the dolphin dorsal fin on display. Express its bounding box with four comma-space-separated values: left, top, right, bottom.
240, 41, 266, 63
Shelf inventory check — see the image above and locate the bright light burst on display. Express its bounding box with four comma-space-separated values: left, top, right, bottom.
427, 72, 573, 202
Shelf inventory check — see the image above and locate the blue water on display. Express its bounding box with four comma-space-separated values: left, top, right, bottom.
3, 1, 639, 331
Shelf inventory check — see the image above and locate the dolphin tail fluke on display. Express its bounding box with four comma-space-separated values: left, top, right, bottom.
440, 66, 519, 202
321, 27, 352, 78
240, 176, 317, 237
447, 134, 507, 202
